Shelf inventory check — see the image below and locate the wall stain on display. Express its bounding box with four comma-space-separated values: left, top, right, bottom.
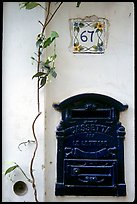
41, 164, 45, 170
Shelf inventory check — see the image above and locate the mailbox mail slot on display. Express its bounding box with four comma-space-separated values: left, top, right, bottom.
53, 93, 128, 196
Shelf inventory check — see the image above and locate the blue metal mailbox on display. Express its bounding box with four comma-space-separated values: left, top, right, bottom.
53, 93, 128, 196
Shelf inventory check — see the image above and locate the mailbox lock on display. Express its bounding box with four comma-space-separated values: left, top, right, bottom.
73, 168, 80, 174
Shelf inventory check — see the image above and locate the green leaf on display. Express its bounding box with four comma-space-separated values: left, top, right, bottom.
43, 37, 52, 49
76, 2, 81, 7
36, 33, 45, 47
36, 39, 43, 47
50, 31, 59, 41
32, 72, 45, 79
41, 62, 50, 70
4, 165, 18, 175
43, 32, 59, 49
39, 76, 47, 89
21, 2, 40, 10
31, 56, 36, 60
19, 2, 29, 9
50, 68, 57, 78
45, 55, 57, 65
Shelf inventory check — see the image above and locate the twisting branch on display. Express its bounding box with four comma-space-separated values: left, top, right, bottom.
30, 2, 63, 202
38, 20, 44, 27
44, 2, 63, 29
30, 112, 42, 202
37, 47, 41, 113
18, 140, 35, 151
7, 1, 82, 202
17, 164, 33, 183
42, 2, 51, 35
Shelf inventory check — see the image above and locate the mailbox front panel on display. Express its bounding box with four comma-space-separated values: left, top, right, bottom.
53, 93, 128, 196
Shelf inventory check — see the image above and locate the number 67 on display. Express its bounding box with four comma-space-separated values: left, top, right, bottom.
80, 30, 94, 42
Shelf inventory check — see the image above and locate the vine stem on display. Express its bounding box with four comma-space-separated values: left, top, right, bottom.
30, 112, 42, 202
30, 2, 63, 202
37, 48, 41, 113
17, 165, 33, 183
44, 2, 63, 29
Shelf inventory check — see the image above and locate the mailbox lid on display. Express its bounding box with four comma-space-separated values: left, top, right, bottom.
53, 93, 128, 113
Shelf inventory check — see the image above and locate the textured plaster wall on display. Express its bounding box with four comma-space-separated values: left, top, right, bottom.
45, 2, 134, 202
2, 2, 134, 202
2, 2, 46, 202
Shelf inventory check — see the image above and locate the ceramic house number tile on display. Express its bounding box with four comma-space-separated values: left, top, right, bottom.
69, 15, 109, 54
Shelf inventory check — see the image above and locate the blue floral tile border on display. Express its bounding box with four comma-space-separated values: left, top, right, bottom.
69, 15, 109, 54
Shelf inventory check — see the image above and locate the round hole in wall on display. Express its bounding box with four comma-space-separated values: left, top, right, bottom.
13, 181, 28, 196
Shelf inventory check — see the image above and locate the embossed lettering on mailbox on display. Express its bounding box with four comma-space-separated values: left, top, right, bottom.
53, 93, 128, 196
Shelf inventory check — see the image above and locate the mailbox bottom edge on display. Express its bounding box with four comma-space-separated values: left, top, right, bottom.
55, 183, 126, 196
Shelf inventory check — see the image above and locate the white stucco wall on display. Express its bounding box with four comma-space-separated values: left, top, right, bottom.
2, 2, 46, 202
2, 2, 134, 202
45, 2, 135, 202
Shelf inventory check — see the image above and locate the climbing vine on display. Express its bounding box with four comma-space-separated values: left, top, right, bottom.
4, 2, 81, 202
